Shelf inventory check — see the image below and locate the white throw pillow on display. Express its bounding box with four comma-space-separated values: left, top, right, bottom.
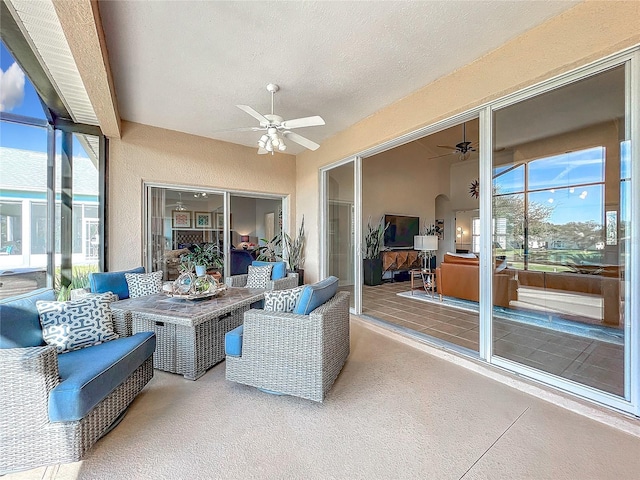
125, 271, 163, 298
264, 286, 305, 312
245, 265, 273, 288
37, 293, 119, 353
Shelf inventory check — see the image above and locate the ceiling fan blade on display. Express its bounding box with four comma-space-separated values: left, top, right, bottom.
428, 152, 455, 160
280, 115, 325, 129
230, 126, 264, 132
436, 144, 457, 150
283, 131, 320, 151
257, 146, 269, 155
237, 105, 269, 124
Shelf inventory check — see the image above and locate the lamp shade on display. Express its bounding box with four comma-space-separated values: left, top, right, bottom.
414, 235, 438, 251
240, 235, 250, 243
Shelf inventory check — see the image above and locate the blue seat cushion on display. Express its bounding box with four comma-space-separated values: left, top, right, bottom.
89, 267, 144, 300
0, 288, 55, 348
50, 331, 156, 422
225, 325, 243, 357
252, 261, 287, 280
293, 276, 339, 315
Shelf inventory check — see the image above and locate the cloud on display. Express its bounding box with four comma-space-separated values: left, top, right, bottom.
0, 62, 26, 112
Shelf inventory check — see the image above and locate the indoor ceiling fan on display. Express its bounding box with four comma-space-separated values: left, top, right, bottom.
166, 192, 188, 211
432, 122, 478, 161
233, 83, 325, 155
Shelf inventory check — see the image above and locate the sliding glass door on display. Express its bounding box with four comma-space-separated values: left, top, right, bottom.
324, 161, 356, 308
145, 185, 286, 282
491, 64, 629, 398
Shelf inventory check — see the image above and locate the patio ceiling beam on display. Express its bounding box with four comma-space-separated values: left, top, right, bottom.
52, 0, 121, 138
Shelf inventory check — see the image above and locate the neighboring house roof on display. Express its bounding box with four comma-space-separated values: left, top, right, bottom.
0, 146, 98, 197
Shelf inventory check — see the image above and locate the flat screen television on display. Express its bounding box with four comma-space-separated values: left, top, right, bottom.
384, 214, 420, 249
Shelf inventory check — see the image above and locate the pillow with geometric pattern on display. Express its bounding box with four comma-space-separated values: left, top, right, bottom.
36, 293, 119, 353
124, 271, 163, 298
264, 286, 305, 312
245, 264, 273, 289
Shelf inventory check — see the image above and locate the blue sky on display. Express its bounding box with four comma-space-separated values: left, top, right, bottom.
1, 41, 86, 156
493, 147, 606, 225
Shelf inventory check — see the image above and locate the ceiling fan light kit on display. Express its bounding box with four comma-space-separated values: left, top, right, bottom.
235, 83, 325, 155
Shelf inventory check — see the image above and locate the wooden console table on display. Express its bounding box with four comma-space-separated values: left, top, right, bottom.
382, 250, 421, 279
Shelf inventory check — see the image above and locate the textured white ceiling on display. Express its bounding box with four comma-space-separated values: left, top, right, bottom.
98, 1, 579, 154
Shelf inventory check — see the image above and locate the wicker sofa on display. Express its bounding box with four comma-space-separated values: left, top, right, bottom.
226, 285, 350, 402
0, 288, 156, 474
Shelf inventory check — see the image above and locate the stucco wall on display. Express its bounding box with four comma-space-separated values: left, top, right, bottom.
108, 121, 296, 270
296, 1, 640, 283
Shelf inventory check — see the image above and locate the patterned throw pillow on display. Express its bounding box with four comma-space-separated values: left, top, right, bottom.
36, 293, 119, 353
124, 271, 163, 298
245, 265, 273, 288
264, 286, 305, 312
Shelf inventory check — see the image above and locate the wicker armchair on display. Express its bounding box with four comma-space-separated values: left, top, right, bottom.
225, 271, 298, 290
226, 291, 350, 402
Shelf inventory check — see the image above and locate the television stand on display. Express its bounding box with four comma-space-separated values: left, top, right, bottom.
382, 250, 421, 282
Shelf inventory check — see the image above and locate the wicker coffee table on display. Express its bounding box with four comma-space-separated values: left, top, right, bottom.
111, 287, 264, 380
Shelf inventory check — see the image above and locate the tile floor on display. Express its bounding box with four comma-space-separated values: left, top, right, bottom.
356, 280, 624, 397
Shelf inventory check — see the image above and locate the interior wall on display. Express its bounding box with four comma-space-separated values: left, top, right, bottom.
362, 141, 454, 236
108, 121, 296, 270
296, 1, 640, 283
230, 196, 257, 245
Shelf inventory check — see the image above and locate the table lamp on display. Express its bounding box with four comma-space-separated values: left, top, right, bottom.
414, 235, 438, 272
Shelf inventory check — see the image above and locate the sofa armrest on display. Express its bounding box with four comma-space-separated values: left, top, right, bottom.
0, 346, 60, 430
241, 309, 323, 363
226, 274, 248, 288
268, 273, 298, 290
111, 309, 133, 337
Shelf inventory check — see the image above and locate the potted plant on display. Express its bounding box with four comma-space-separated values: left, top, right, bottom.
255, 234, 283, 262
362, 216, 388, 286
181, 243, 223, 277
284, 216, 305, 285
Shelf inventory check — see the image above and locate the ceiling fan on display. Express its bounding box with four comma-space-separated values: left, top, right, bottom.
432, 122, 478, 161
233, 83, 325, 155
167, 192, 188, 211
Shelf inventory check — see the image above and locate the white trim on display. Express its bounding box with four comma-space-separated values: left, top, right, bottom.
319, 168, 327, 280
629, 50, 640, 415
479, 107, 492, 361
354, 156, 363, 315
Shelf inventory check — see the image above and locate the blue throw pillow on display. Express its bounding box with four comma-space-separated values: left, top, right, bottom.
89, 267, 145, 300
293, 276, 339, 315
252, 261, 287, 280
